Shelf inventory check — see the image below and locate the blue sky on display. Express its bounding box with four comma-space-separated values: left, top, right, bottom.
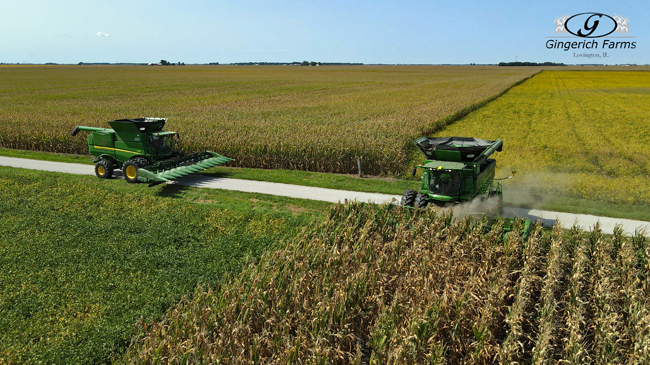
1, 0, 646, 64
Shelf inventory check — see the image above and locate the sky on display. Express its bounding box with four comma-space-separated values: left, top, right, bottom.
1, 0, 647, 65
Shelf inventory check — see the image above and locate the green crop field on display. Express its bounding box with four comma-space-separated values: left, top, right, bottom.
125, 203, 650, 364
0, 167, 326, 364
433, 70, 650, 216
0, 65, 538, 175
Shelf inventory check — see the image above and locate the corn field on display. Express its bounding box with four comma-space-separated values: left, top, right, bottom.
0, 65, 537, 175
124, 203, 649, 364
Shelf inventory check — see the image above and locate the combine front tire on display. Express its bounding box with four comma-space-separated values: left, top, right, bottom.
415, 193, 429, 209
95, 159, 114, 179
122, 157, 150, 183
401, 190, 417, 207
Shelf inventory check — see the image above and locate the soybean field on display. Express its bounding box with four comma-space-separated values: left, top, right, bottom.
0, 167, 324, 364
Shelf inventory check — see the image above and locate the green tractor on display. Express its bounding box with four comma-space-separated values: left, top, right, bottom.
402, 136, 532, 238
72, 118, 232, 185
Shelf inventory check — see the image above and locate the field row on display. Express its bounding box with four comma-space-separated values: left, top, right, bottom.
0, 65, 538, 175
126, 203, 650, 364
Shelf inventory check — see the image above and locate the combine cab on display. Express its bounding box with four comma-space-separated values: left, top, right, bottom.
72, 118, 232, 185
402, 136, 531, 238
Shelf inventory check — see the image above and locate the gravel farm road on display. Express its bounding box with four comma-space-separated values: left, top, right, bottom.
1, 156, 648, 236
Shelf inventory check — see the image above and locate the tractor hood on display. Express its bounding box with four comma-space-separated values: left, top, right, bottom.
414, 137, 502, 162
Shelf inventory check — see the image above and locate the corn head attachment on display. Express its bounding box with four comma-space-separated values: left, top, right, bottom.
137, 151, 233, 186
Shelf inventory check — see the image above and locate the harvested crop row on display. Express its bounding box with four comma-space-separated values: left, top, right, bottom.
0, 65, 538, 175
124, 203, 649, 364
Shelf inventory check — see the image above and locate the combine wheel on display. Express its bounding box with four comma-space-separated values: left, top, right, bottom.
415, 193, 429, 209
122, 157, 150, 183
95, 159, 114, 179
401, 190, 417, 207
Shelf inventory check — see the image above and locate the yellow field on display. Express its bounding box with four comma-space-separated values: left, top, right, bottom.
0, 65, 537, 175
434, 70, 650, 205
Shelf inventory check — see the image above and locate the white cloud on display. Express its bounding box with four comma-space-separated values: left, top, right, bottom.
95, 32, 109, 37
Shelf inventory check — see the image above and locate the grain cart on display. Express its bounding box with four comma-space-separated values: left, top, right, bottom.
402, 136, 531, 238
72, 118, 232, 185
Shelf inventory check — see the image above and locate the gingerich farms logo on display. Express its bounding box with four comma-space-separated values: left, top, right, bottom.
547, 12, 636, 59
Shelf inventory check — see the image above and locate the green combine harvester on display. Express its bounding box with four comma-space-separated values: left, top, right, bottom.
402, 136, 531, 237
72, 118, 232, 185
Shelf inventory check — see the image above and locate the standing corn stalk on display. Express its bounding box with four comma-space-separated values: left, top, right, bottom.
499, 223, 543, 364
563, 226, 592, 363
531, 223, 565, 364
590, 225, 623, 363
627, 230, 650, 362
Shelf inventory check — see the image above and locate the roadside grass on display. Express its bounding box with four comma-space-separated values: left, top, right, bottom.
200, 166, 420, 195
0, 147, 94, 164
0, 166, 327, 364
505, 192, 650, 222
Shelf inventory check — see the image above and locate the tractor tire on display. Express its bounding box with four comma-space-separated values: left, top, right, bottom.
122, 157, 150, 183
401, 190, 417, 207
415, 193, 429, 209
95, 159, 114, 179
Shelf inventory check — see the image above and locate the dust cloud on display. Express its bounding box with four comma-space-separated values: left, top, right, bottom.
499, 170, 575, 209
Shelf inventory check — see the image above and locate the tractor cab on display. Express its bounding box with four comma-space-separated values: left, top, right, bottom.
148, 131, 178, 155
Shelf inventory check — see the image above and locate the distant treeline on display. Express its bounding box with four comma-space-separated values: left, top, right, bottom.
498, 61, 566, 66
77, 63, 148, 65
226, 61, 364, 66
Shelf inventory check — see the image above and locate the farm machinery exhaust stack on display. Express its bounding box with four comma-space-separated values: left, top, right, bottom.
72, 118, 232, 185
